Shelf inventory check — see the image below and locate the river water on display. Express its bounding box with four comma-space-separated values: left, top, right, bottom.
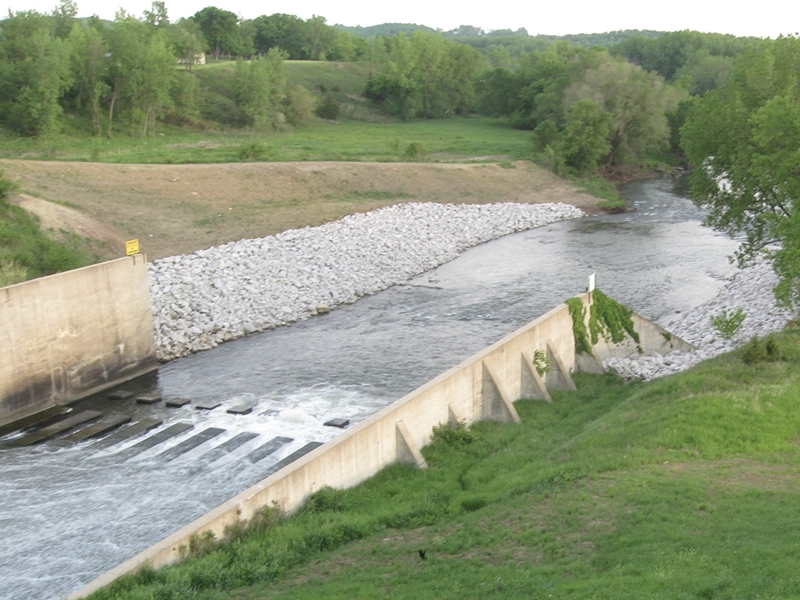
0, 178, 739, 600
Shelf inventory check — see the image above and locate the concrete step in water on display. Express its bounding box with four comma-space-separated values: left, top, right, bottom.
108, 390, 134, 400
116, 422, 194, 460
9, 411, 103, 447
246, 436, 294, 463
63, 413, 132, 443
158, 427, 226, 462
264, 442, 324, 475
195, 401, 221, 411
136, 393, 162, 405
227, 404, 255, 415
91, 418, 163, 450
198, 431, 260, 464
165, 398, 191, 408
0, 406, 72, 439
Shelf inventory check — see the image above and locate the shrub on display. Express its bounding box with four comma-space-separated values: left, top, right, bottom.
403, 142, 427, 160
712, 308, 746, 340
315, 93, 341, 120
431, 421, 474, 447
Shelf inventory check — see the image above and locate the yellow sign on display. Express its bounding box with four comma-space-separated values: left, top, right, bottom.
125, 239, 140, 256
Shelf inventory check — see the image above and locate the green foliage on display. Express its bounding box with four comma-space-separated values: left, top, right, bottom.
0, 197, 95, 284
191, 6, 240, 60
364, 31, 481, 119
742, 335, 784, 364
590, 288, 641, 346
565, 290, 640, 356
402, 141, 427, 159
282, 84, 315, 126
431, 421, 474, 447
0, 170, 19, 200
0, 11, 73, 137
300, 485, 348, 515
681, 36, 800, 312
314, 92, 341, 120
186, 530, 216, 558
532, 348, 550, 376
565, 296, 592, 355
711, 307, 747, 340
234, 50, 287, 130
573, 175, 626, 211
563, 98, 612, 171
236, 141, 274, 161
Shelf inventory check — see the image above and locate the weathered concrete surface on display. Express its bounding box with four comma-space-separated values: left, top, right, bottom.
0, 255, 156, 428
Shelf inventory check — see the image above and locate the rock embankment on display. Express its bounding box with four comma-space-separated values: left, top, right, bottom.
604, 260, 792, 380
149, 202, 585, 361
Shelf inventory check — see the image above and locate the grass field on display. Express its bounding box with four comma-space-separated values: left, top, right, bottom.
0, 117, 533, 165
88, 330, 800, 599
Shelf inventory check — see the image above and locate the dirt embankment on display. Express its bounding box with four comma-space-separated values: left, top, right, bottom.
1, 159, 601, 261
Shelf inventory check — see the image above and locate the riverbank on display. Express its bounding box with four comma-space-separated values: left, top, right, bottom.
149, 202, 585, 360
605, 259, 791, 379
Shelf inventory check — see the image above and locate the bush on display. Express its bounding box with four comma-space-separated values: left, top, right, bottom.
712, 308, 746, 340
431, 421, 474, 447
742, 335, 783, 364
283, 84, 316, 126
403, 142, 427, 160
0, 170, 19, 200
315, 93, 341, 120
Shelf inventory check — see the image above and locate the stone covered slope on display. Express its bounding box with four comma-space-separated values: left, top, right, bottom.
604, 260, 791, 380
149, 202, 584, 360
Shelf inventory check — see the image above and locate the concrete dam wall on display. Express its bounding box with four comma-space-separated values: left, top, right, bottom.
0, 255, 157, 428
69, 291, 691, 599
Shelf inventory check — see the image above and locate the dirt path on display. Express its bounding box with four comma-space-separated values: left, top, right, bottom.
1, 159, 601, 260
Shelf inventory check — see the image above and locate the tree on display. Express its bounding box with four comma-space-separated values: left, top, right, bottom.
0, 11, 72, 136
104, 13, 178, 137
365, 31, 481, 119
565, 54, 684, 165
563, 99, 613, 171
234, 48, 286, 129
68, 22, 109, 136
681, 36, 800, 310
192, 6, 239, 60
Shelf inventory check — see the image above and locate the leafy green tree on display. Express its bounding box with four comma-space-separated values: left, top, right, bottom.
252, 13, 305, 58
234, 48, 287, 129
365, 31, 481, 119
0, 11, 72, 136
68, 22, 109, 136
192, 6, 239, 60
565, 55, 684, 165
168, 18, 207, 67
51, 0, 77, 39
563, 99, 613, 171
681, 36, 800, 310
675, 49, 735, 95
104, 12, 179, 136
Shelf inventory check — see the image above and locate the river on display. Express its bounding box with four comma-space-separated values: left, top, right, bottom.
0, 178, 739, 600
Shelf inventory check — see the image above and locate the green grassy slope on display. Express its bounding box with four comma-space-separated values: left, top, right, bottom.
89, 330, 800, 599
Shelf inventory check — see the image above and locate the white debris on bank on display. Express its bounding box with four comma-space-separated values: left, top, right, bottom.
604, 260, 792, 380
148, 202, 585, 361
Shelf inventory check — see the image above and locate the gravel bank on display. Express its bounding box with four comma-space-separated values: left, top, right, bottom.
604, 260, 792, 380
149, 202, 585, 361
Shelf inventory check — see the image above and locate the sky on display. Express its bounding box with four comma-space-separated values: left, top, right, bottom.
2, 0, 799, 38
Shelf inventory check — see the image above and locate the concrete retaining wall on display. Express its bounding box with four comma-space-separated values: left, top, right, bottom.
68, 291, 690, 599
0, 255, 156, 428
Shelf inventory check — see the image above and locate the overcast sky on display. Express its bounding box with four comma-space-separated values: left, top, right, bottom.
2, 0, 798, 38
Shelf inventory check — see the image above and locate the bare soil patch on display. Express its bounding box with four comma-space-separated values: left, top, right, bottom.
1, 159, 601, 260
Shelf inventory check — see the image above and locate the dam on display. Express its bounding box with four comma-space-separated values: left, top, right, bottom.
0, 178, 741, 599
